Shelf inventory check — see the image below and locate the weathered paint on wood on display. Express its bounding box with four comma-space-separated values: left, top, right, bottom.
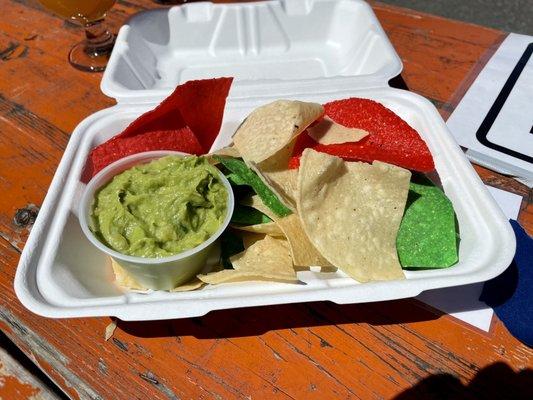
0, 341, 61, 400
0, 1, 531, 399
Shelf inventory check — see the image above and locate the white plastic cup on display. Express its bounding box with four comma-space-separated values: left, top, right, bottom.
79, 151, 234, 290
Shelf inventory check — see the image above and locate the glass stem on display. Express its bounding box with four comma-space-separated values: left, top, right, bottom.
83, 19, 114, 56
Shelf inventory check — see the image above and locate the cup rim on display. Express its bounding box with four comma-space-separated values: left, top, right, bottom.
78, 150, 235, 265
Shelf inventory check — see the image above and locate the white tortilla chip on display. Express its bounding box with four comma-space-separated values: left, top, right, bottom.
248, 161, 297, 211
231, 221, 284, 236
274, 214, 333, 267
251, 142, 299, 208
169, 279, 205, 292
198, 236, 297, 284
111, 258, 205, 292
308, 117, 369, 145
209, 145, 241, 158
240, 232, 267, 248
260, 168, 299, 206
197, 270, 297, 284
243, 196, 332, 267
104, 320, 117, 341
297, 149, 410, 282
111, 258, 145, 291
233, 100, 323, 164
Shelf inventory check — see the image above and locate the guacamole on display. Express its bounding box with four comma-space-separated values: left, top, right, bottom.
91, 155, 228, 258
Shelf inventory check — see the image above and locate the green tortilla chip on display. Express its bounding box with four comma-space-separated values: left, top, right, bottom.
227, 172, 248, 186
220, 229, 245, 270
215, 156, 292, 217
231, 204, 272, 225
397, 179, 458, 269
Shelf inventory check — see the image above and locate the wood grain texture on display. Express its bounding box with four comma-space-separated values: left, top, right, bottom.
0, 1, 531, 399
370, 1, 505, 109
0, 338, 62, 400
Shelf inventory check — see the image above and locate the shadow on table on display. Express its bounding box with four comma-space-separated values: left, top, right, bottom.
393, 362, 533, 400
117, 298, 443, 339
389, 74, 410, 90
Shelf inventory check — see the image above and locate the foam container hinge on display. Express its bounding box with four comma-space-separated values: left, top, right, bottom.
14, 0, 515, 320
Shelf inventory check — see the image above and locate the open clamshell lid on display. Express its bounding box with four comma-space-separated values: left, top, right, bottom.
101, 0, 402, 103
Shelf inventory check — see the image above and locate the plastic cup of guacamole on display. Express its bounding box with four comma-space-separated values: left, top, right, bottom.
79, 151, 234, 291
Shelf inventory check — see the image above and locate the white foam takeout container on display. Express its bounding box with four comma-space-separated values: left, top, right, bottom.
15, 0, 515, 320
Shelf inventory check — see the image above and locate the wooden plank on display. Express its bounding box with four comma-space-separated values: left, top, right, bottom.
0, 94, 68, 251
0, 335, 63, 400
0, 1, 115, 130
0, 1, 531, 399
370, 1, 506, 106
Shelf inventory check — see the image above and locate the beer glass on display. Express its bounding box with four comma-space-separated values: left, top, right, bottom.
38, 0, 117, 72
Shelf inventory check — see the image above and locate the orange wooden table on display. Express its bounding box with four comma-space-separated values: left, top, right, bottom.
1, 1, 532, 399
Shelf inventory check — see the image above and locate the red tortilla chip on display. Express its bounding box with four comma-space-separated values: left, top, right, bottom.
112, 77, 232, 149
289, 98, 434, 172
84, 129, 203, 179
164, 78, 233, 152
83, 78, 233, 181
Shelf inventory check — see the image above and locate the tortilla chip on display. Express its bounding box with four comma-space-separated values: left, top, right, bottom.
111, 258, 205, 292
198, 236, 297, 284
233, 100, 323, 164
169, 78, 233, 152
233, 100, 322, 208
197, 270, 297, 284
320, 266, 338, 273
226, 172, 248, 186
397, 178, 458, 268
169, 279, 205, 292
258, 168, 299, 207
243, 195, 332, 267
276, 214, 333, 267
86, 128, 204, 180
219, 229, 245, 269
209, 145, 241, 158
308, 117, 368, 145
231, 236, 295, 277
111, 258, 145, 291
110, 77, 232, 151
297, 149, 410, 282
231, 204, 272, 225
289, 98, 434, 172
240, 232, 267, 248
83, 78, 232, 181
251, 141, 299, 208
104, 320, 117, 341
231, 222, 284, 236
215, 156, 292, 217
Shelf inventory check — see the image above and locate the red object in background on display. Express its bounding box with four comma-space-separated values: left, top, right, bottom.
82, 77, 233, 181
289, 98, 435, 172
